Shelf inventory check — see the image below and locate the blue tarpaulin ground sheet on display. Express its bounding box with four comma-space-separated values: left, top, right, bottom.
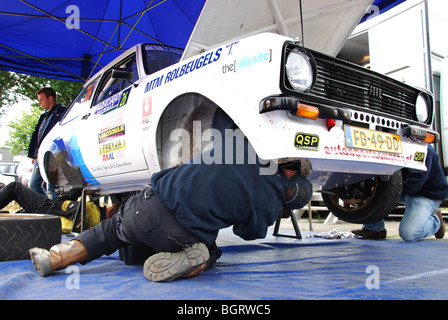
0, 226, 447, 300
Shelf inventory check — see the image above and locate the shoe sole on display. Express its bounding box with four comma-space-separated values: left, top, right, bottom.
143, 243, 209, 282
435, 210, 445, 239
29, 248, 54, 277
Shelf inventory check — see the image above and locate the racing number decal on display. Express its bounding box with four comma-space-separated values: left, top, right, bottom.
118, 89, 130, 107
294, 133, 319, 151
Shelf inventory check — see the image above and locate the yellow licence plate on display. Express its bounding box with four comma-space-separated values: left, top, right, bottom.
344, 125, 402, 154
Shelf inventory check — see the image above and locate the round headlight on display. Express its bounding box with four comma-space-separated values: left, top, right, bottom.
285, 48, 314, 92
416, 93, 429, 123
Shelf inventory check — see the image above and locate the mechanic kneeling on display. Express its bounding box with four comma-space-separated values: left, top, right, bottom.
30, 109, 312, 282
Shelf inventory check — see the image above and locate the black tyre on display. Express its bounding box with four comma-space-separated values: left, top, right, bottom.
0, 214, 61, 261
321, 170, 402, 224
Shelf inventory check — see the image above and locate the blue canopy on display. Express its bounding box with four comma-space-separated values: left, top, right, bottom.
0, 0, 206, 81
360, 0, 406, 23
0, 0, 403, 82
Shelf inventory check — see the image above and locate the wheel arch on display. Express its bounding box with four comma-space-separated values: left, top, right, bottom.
155, 92, 221, 170
42, 149, 87, 189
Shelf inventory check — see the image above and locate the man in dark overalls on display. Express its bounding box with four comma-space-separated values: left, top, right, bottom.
0, 181, 113, 231
1, 182, 79, 218
30, 109, 312, 282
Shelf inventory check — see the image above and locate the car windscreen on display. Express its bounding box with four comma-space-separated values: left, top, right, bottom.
142, 45, 183, 75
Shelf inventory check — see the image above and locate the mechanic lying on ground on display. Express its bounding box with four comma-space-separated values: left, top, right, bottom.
0, 182, 116, 232
29, 109, 312, 282
352, 145, 448, 241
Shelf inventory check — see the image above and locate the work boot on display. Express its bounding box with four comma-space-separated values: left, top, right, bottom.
105, 203, 120, 219
29, 240, 88, 277
351, 228, 387, 240
143, 243, 209, 282
434, 209, 445, 239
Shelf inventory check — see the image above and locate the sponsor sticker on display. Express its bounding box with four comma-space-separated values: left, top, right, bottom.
294, 132, 319, 151
98, 125, 125, 144
99, 138, 126, 155
414, 151, 425, 163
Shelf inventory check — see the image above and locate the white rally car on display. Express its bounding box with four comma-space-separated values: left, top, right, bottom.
39, 0, 438, 224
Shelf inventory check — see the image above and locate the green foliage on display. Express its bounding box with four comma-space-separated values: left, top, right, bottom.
0, 70, 83, 108
5, 105, 42, 155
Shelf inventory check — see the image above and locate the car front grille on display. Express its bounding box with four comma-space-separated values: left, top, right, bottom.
308, 51, 420, 123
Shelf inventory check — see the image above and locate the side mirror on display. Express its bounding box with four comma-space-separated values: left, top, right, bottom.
111, 68, 133, 81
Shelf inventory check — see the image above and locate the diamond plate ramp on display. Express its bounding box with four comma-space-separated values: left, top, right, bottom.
0, 214, 61, 261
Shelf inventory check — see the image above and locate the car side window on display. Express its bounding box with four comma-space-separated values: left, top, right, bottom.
60, 77, 100, 125
76, 78, 99, 104
93, 54, 137, 106
142, 45, 183, 75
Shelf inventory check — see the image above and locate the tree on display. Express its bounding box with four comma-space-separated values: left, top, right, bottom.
0, 71, 19, 119
5, 105, 41, 155
0, 70, 83, 155
0, 70, 82, 108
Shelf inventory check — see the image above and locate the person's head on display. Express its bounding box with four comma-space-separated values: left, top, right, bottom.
37, 87, 57, 111
283, 169, 313, 210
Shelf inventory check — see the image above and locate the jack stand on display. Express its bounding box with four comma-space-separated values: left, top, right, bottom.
70, 188, 87, 235
273, 208, 302, 239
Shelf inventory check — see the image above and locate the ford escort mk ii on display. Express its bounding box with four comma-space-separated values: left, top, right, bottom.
38, 0, 438, 223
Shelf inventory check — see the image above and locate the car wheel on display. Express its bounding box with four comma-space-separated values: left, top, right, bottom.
0, 214, 61, 261
321, 170, 402, 224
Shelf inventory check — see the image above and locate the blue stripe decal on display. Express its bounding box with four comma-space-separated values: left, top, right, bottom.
67, 131, 99, 186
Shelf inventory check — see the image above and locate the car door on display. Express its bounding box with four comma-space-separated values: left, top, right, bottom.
73, 53, 149, 186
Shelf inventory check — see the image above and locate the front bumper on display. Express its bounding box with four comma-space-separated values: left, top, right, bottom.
259, 95, 439, 143
260, 95, 351, 122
